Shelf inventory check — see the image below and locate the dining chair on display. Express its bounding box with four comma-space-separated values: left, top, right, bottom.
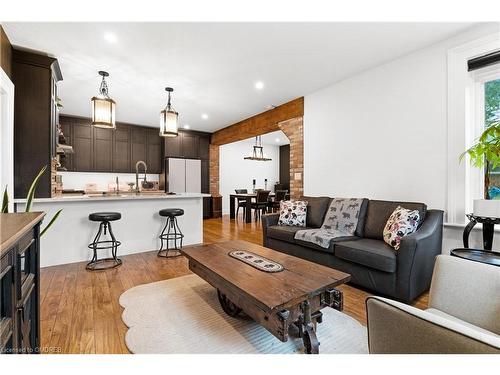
269, 190, 288, 213
251, 190, 271, 221
234, 189, 248, 219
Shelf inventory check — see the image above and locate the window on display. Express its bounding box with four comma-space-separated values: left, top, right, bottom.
484, 78, 500, 197
467, 65, 500, 211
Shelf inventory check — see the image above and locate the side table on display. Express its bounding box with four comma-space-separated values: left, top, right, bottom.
450, 248, 500, 267
463, 213, 500, 250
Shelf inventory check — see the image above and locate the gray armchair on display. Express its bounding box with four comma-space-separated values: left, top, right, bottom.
366, 255, 500, 353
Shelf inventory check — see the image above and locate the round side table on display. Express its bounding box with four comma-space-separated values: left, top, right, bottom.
462, 214, 500, 250
450, 248, 500, 267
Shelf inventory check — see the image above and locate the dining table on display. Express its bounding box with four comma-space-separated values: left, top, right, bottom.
229, 192, 288, 223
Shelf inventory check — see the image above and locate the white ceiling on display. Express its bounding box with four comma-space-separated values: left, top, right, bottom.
3, 22, 478, 132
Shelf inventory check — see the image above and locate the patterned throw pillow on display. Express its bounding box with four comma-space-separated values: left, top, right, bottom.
383, 206, 420, 250
278, 200, 308, 227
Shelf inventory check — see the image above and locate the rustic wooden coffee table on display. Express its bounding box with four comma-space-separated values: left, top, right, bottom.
181, 240, 351, 354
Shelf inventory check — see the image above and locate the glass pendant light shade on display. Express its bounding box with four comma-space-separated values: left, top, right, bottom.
160, 87, 179, 137
91, 71, 116, 129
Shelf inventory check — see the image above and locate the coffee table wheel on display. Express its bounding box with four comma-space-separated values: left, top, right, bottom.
217, 290, 242, 317
303, 325, 319, 354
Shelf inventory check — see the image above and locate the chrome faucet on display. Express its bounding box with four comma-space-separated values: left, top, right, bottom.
135, 161, 148, 193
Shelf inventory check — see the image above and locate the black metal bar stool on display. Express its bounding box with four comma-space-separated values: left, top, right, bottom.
158, 208, 184, 258
87, 212, 123, 271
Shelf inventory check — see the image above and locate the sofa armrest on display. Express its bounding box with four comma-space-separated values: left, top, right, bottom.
366, 296, 500, 353
262, 213, 279, 228
395, 209, 444, 302
262, 213, 280, 247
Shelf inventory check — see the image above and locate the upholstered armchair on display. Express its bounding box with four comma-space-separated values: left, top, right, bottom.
366, 255, 499, 353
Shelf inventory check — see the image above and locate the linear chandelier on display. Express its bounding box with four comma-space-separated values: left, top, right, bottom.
244, 136, 272, 161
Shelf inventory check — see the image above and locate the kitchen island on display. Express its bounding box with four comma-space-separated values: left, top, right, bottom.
14, 193, 210, 267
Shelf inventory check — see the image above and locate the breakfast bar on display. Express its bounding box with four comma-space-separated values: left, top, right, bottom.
14, 193, 210, 267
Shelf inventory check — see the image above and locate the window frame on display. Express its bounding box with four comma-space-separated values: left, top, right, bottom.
466, 66, 500, 214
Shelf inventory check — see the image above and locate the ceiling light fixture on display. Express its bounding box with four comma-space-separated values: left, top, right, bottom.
201, 113, 208, 120
275, 138, 281, 143
255, 81, 264, 90
183, 124, 190, 129
91, 71, 116, 129
160, 87, 179, 137
103, 32, 118, 43
244, 136, 272, 161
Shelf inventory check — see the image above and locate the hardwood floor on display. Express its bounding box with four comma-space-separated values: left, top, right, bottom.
40, 215, 428, 354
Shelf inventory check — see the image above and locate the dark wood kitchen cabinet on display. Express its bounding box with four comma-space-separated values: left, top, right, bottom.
72, 120, 93, 171
163, 130, 211, 159
163, 134, 182, 158
112, 124, 131, 173
146, 129, 162, 174
131, 128, 147, 169
59, 116, 164, 174
93, 127, 113, 172
181, 133, 199, 158
12, 49, 63, 198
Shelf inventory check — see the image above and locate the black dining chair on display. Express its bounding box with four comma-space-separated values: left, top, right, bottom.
269, 190, 288, 213
251, 190, 271, 220
235, 189, 248, 219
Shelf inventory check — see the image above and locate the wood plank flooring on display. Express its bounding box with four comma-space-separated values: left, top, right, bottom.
40, 215, 428, 354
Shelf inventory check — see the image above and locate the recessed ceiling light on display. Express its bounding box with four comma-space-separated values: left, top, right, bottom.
104, 32, 118, 43
275, 138, 281, 142
255, 81, 264, 90
201, 113, 208, 120
183, 124, 190, 129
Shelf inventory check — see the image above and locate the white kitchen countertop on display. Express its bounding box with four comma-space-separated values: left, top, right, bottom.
14, 192, 211, 204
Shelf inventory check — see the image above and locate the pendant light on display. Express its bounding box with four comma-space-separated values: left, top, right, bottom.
160, 87, 179, 137
244, 136, 272, 161
91, 71, 116, 129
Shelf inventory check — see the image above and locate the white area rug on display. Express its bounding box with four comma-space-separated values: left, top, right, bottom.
119, 274, 368, 354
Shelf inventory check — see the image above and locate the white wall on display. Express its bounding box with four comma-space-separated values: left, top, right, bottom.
219, 139, 280, 214
58, 171, 159, 192
304, 24, 500, 252
0, 68, 14, 212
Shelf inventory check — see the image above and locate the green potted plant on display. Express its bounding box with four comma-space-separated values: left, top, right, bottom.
2, 165, 62, 236
461, 120, 500, 218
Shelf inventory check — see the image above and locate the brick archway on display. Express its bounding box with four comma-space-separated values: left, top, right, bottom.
209, 98, 304, 200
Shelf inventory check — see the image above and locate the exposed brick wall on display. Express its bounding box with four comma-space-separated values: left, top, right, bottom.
209, 144, 220, 196
278, 117, 303, 199
209, 98, 304, 200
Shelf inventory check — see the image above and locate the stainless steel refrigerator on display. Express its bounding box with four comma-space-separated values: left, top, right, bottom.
164, 158, 201, 193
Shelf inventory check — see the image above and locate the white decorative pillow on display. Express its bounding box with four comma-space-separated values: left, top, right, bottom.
383, 206, 420, 250
278, 200, 308, 227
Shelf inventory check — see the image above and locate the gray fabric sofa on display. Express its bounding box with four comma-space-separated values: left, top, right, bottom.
262, 196, 444, 303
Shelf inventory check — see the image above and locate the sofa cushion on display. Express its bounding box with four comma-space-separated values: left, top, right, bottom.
296, 235, 358, 254
300, 196, 331, 228
335, 238, 397, 273
354, 198, 369, 237
278, 200, 308, 227
364, 200, 427, 240
383, 206, 420, 250
267, 225, 309, 244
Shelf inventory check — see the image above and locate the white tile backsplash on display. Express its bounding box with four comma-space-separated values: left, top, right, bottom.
58, 171, 160, 191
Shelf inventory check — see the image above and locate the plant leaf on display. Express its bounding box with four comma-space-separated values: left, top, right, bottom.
40, 209, 62, 237
25, 165, 47, 212
1, 186, 9, 213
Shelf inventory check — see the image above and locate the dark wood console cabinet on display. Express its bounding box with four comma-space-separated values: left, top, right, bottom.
0, 212, 45, 354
